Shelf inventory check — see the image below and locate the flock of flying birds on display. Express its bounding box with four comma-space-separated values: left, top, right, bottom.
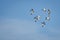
30, 8, 51, 27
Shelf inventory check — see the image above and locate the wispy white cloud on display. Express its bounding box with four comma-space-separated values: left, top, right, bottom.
0, 18, 48, 40
0, 18, 60, 40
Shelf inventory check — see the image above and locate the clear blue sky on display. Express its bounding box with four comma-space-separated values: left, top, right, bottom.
0, 0, 60, 40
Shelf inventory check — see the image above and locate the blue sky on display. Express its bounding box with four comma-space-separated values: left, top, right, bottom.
0, 0, 60, 40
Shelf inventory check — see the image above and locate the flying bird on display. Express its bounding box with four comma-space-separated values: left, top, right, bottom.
47, 9, 51, 15
41, 21, 46, 27
30, 9, 34, 15
34, 15, 40, 22
45, 16, 50, 21
42, 8, 46, 13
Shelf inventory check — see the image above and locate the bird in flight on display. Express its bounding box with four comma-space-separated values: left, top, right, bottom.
45, 16, 50, 21
41, 21, 46, 27
34, 15, 40, 22
42, 8, 46, 13
30, 9, 34, 15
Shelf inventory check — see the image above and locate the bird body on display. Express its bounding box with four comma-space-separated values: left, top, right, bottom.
34, 15, 40, 22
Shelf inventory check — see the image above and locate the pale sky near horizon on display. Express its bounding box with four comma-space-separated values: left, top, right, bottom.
0, 0, 60, 40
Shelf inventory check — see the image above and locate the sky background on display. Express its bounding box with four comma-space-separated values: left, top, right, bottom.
0, 0, 60, 40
